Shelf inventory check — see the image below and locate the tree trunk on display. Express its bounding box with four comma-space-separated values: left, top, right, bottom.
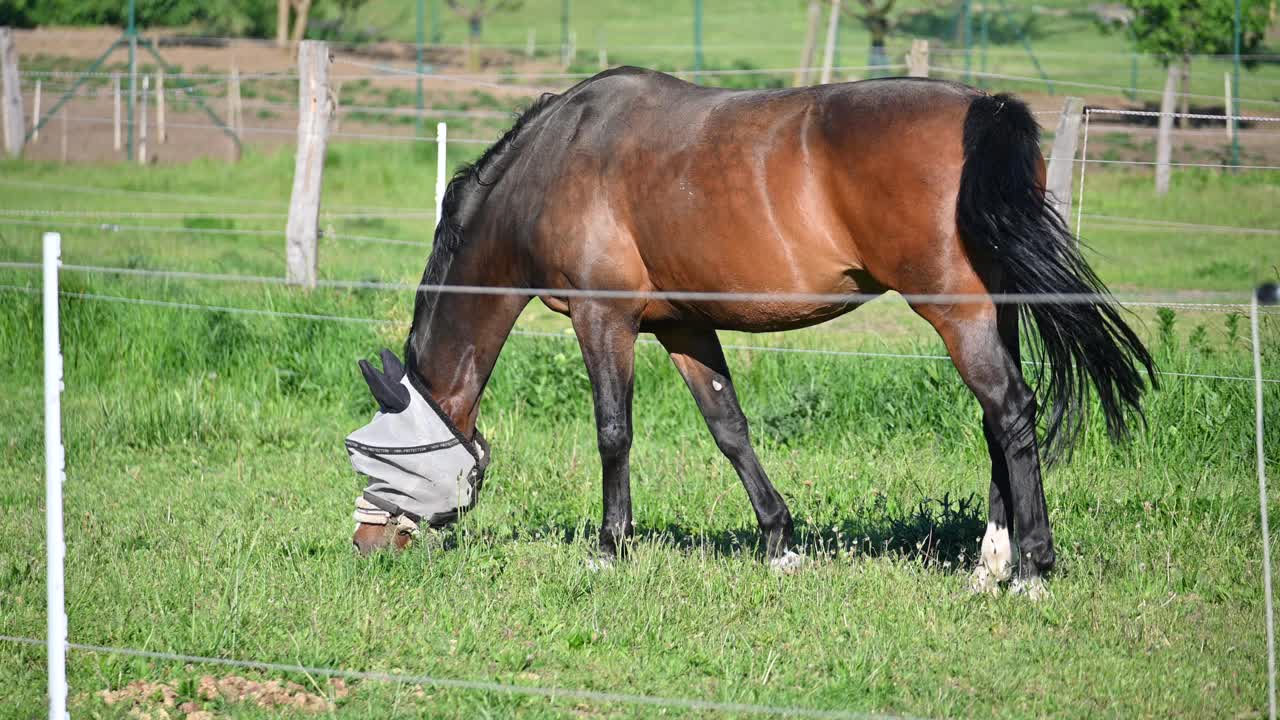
867, 16, 889, 76
290, 0, 313, 48
795, 1, 822, 87
277, 0, 289, 49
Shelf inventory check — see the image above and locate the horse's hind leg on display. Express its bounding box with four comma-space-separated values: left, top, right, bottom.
913, 299, 1054, 596
973, 303, 1020, 593
571, 298, 642, 562
655, 327, 798, 569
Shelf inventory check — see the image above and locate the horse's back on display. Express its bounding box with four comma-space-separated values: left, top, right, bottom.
515, 70, 984, 331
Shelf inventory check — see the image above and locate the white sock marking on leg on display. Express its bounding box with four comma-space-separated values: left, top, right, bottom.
981, 521, 1012, 581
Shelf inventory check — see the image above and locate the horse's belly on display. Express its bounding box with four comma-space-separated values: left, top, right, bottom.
636, 268, 882, 333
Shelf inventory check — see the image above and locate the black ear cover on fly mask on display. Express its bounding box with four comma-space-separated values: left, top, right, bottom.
358, 348, 411, 413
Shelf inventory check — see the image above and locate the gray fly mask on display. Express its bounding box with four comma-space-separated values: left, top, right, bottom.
346, 349, 489, 534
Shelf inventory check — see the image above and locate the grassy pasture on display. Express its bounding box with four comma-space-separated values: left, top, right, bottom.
0, 136, 1278, 720
349, 0, 1280, 111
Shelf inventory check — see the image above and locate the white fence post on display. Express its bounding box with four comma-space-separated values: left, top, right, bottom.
137, 75, 148, 164
1, 27, 25, 157
113, 75, 122, 152
1252, 283, 1279, 720
1046, 96, 1084, 224
435, 121, 447, 230
43, 231, 68, 720
156, 70, 166, 144
285, 41, 332, 288
1225, 72, 1236, 145
1155, 63, 1177, 196
31, 78, 41, 142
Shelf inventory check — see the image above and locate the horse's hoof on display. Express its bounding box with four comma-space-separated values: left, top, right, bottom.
1010, 576, 1049, 601
769, 550, 805, 573
585, 554, 615, 573
968, 565, 1002, 596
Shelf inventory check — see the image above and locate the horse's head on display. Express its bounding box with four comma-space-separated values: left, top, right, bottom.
346, 349, 488, 555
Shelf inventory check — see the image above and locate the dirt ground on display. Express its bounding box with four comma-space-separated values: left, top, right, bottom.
10, 26, 1280, 167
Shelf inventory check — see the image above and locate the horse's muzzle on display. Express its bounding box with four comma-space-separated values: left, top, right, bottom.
351, 521, 414, 555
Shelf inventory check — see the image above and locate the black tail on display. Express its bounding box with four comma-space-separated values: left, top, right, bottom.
956, 93, 1157, 464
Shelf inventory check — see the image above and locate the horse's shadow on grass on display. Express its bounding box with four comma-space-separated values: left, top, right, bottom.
653, 492, 985, 572
450, 493, 986, 573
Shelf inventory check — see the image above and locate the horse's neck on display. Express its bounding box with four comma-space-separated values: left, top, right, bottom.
406, 227, 524, 437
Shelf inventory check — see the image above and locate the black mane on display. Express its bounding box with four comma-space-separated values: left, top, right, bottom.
405, 90, 563, 366
428, 90, 561, 258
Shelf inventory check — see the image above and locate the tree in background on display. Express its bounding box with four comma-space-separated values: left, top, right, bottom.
0, 0, 276, 36
1123, 0, 1271, 122
277, 0, 314, 49
847, 0, 897, 71
446, 0, 523, 69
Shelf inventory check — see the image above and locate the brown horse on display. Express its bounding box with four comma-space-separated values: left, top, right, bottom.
352, 67, 1155, 594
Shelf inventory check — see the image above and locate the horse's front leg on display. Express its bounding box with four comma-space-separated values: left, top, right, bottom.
570, 298, 641, 562
655, 326, 798, 570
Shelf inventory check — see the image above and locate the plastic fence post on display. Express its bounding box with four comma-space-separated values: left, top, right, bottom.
44, 232, 68, 720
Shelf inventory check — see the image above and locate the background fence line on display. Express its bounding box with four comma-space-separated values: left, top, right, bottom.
0, 207, 434, 220
0, 282, 1273, 386
0, 177, 432, 213
0, 260, 1262, 307
32, 111, 1280, 163
16, 28, 1280, 61
0, 218, 427, 248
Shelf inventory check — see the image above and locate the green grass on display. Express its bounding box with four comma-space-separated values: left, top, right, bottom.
0, 143, 1278, 718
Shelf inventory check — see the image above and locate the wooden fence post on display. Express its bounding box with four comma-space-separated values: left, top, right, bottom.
819, 0, 841, 85
113, 75, 122, 152
285, 41, 332, 288
31, 78, 40, 142
59, 109, 66, 163
1046, 96, 1083, 223
137, 74, 148, 164
1155, 63, 1177, 196
1, 27, 25, 157
156, 70, 166, 144
526, 28, 536, 58
906, 39, 930, 78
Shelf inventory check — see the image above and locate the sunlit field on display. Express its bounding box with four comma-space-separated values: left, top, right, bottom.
0, 135, 1277, 718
